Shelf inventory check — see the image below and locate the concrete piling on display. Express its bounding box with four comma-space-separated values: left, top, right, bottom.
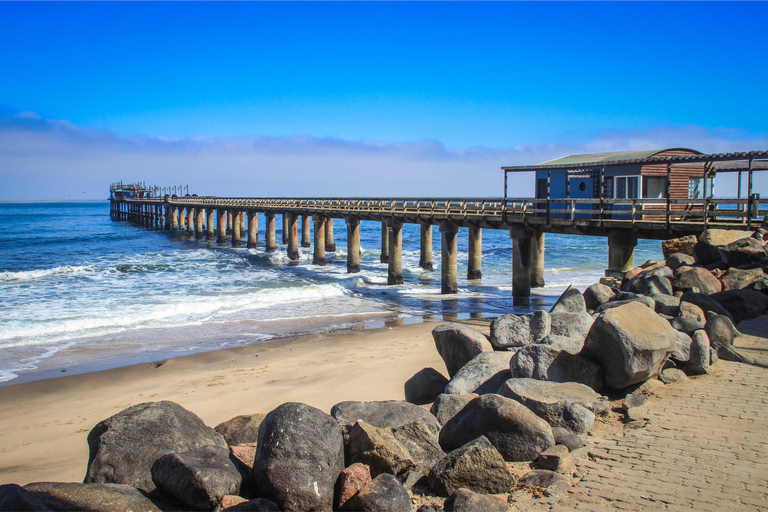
387, 220, 404, 285
217, 209, 227, 244
325, 219, 336, 252
282, 214, 290, 244
232, 210, 242, 246
440, 222, 459, 294
265, 213, 276, 253
228, 211, 234, 235
187, 208, 195, 234
313, 216, 327, 265
195, 208, 204, 239
301, 215, 311, 248
380, 222, 389, 263
287, 213, 300, 261
247, 211, 258, 248
172, 207, 179, 230
531, 231, 545, 288
607, 229, 638, 277
512, 235, 532, 306
346, 218, 361, 273
207, 209, 215, 240
179, 208, 187, 231
467, 227, 482, 280
420, 223, 433, 270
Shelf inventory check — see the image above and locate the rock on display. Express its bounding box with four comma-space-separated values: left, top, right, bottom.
537, 335, 584, 355
599, 276, 622, 288
509, 345, 603, 391
725, 245, 768, 267
340, 474, 411, 512
428, 436, 515, 497
666, 252, 696, 271
662, 235, 697, 258
444, 352, 513, 395
669, 317, 705, 335
252, 402, 344, 512
230, 444, 258, 471
489, 311, 551, 349
699, 229, 755, 247
709, 289, 768, 324
633, 379, 664, 395
517, 470, 567, 489
549, 312, 594, 340
439, 394, 555, 462
679, 292, 734, 321
551, 427, 584, 452
222, 498, 281, 511
673, 267, 722, 295
0, 484, 51, 512
432, 323, 493, 377
443, 488, 509, 512
659, 368, 689, 384
23, 483, 161, 512
688, 331, 711, 375
346, 421, 415, 479
84, 401, 227, 492
583, 283, 616, 310
720, 268, 766, 291
215, 414, 266, 446
221, 495, 248, 509
671, 331, 692, 363
391, 420, 445, 474
745, 279, 768, 294
332, 400, 440, 438
404, 368, 449, 405
536, 444, 571, 471
630, 275, 674, 296
497, 378, 607, 434
753, 228, 768, 241
151, 446, 240, 510
430, 394, 477, 427
595, 296, 655, 313
336, 463, 372, 510
649, 293, 680, 310
621, 393, 647, 411
679, 302, 706, 323
550, 285, 587, 313
704, 315, 737, 347
581, 302, 677, 389
693, 241, 729, 268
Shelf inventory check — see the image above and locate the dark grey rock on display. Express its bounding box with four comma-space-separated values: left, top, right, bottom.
720, 268, 766, 291
151, 445, 241, 510
215, 413, 265, 446
581, 302, 677, 390
428, 436, 515, 497
693, 241, 728, 268
439, 394, 555, 462
621, 393, 647, 411
509, 345, 603, 391
432, 323, 493, 377
688, 331, 710, 375
332, 400, 440, 438
0, 484, 51, 511
252, 402, 344, 512
497, 378, 608, 433
709, 289, 768, 324
429, 393, 477, 427
666, 253, 695, 271
671, 331, 692, 363
489, 311, 551, 349
680, 292, 734, 321
346, 421, 416, 479
404, 368, 449, 405
550, 285, 587, 314
84, 401, 227, 492
551, 427, 584, 452
583, 283, 616, 311
549, 312, 594, 340
649, 293, 680, 311
536, 444, 571, 471
392, 420, 445, 475
443, 488, 509, 512
444, 352, 513, 395
669, 317, 705, 335
537, 335, 584, 355
24, 483, 161, 512
517, 469, 567, 489
341, 474, 412, 512
704, 315, 736, 347
222, 498, 281, 511
636, 275, 674, 296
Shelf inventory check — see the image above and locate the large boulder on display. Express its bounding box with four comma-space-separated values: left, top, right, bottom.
0, 484, 51, 512
84, 401, 227, 492
549, 311, 594, 340
662, 235, 697, 258
346, 421, 416, 479
537, 334, 585, 355
215, 414, 266, 446
335, 463, 371, 510
671, 331, 692, 363
443, 488, 509, 512
432, 324, 492, 377
439, 394, 555, 462
427, 436, 515, 497
679, 301, 706, 323
689, 331, 711, 375
252, 402, 344, 512
669, 317, 705, 336
595, 296, 655, 314
429, 394, 477, 427
331, 401, 440, 438
404, 368, 449, 405
679, 292, 734, 321
151, 446, 241, 510
581, 302, 677, 389
489, 311, 550, 349
444, 352, 513, 395
709, 290, 768, 324
693, 242, 729, 268
672, 267, 722, 295
550, 285, 586, 313
497, 378, 608, 434
509, 345, 603, 391
720, 268, 766, 291
23, 483, 161, 512
666, 252, 695, 271
582, 283, 616, 310
723, 244, 768, 268
391, 420, 445, 475
340, 474, 411, 512
699, 229, 754, 247
704, 315, 737, 347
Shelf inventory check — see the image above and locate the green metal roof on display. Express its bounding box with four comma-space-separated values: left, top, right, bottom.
537, 148, 698, 166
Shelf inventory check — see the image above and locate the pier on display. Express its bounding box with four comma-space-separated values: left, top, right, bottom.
109, 150, 768, 305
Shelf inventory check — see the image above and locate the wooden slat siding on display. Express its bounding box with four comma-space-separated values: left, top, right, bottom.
640, 148, 708, 221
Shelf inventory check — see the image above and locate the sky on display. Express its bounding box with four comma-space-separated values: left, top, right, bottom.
1, 2, 767, 200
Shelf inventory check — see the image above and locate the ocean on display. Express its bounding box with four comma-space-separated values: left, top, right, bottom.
0, 202, 662, 385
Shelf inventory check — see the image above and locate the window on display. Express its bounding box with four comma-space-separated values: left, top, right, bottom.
645, 177, 667, 199
689, 178, 714, 199
614, 176, 641, 199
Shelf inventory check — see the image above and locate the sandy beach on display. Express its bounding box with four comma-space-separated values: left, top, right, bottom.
0, 319, 469, 486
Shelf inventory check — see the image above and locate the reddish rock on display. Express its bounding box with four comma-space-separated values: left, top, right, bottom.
230, 443, 258, 470
662, 235, 697, 258
221, 495, 248, 508
673, 267, 722, 295
336, 463, 372, 509
679, 302, 706, 323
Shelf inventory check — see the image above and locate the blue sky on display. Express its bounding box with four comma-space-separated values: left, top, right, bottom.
1, 2, 767, 200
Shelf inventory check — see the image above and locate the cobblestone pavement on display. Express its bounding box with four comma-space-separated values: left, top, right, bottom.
530, 331, 768, 512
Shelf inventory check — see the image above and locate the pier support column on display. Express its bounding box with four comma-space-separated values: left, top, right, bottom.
420, 223, 434, 270
387, 220, 404, 285
607, 230, 638, 278
227, 211, 233, 235
467, 227, 482, 280
207, 209, 215, 240
531, 231, 545, 288
282, 214, 290, 244
247, 211, 258, 248
265, 213, 276, 252
380, 222, 390, 263
301, 215, 311, 247
287, 213, 300, 261
179, 207, 187, 231
195, 208, 204, 239
313, 216, 327, 265
239, 212, 245, 238
325, 219, 336, 252
217, 209, 227, 244
172, 207, 179, 230
232, 210, 242, 246
346, 218, 361, 273
187, 208, 195, 234
440, 222, 460, 294
510, 226, 535, 306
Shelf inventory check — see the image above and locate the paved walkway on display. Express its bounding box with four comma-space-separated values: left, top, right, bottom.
533, 328, 768, 512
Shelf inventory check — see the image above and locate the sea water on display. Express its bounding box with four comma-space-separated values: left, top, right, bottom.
0, 202, 662, 384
